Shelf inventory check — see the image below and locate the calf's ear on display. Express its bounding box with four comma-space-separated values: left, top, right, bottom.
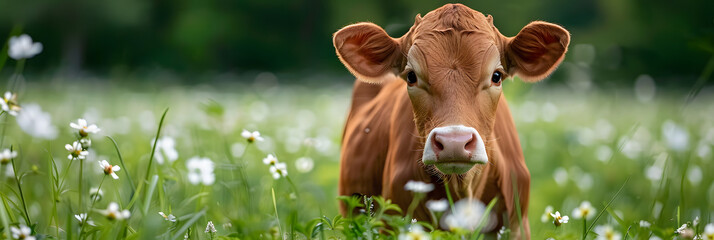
333, 23, 402, 83
505, 21, 570, 82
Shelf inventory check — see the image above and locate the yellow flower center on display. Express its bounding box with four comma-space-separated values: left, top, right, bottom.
104, 165, 113, 174
247, 136, 255, 143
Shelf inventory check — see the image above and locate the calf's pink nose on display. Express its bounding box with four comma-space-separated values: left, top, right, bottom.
431, 130, 476, 162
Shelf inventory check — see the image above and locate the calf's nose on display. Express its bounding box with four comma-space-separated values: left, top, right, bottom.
422, 125, 488, 174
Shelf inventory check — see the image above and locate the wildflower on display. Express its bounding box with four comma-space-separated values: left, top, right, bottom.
404, 180, 434, 193
152, 136, 179, 164
262, 154, 278, 165
98, 202, 130, 220
639, 220, 651, 228
89, 188, 104, 201
295, 157, 314, 173
205, 221, 217, 233
541, 206, 554, 223
677, 224, 695, 238
572, 201, 596, 220
98, 160, 121, 179
0, 92, 21, 116
241, 129, 264, 143
74, 213, 96, 226
398, 224, 430, 240
443, 199, 487, 231
693, 217, 700, 227
16, 103, 58, 140
66, 141, 89, 160
497, 226, 509, 240
10, 224, 35, 240
8, 34, 43, 60
594, 225, 622, 240
186, 157, 215, 185
550, 211, 569, 227
79, 139, 92, 151
426, 199, 449, 212
0, 149, 17, 165
269, 162, 288, 179
703, 223, 714, 240
662, 120, 689, 152
158, 212, 177, 222
70, 118, 101, 137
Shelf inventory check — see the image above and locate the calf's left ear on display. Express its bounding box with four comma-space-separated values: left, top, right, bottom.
505, 21, 570, 82
333, 23, 402, 83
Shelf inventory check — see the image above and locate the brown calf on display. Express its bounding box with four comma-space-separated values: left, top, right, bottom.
334, 3, 569, 238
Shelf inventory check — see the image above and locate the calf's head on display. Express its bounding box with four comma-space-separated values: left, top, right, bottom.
334, 4, 569, 175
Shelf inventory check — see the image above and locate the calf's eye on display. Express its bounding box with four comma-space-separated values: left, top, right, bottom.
406, 71, 418, 85
491, 71, 502, 85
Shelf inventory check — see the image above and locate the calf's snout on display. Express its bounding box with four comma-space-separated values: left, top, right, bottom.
422, 125, 488, 174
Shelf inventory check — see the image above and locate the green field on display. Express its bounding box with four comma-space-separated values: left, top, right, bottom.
0, 77, 712, 239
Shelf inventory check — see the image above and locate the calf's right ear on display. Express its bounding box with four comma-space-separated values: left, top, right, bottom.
333, 23, 402, 83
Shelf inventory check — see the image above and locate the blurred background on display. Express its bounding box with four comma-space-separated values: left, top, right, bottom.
1, 0, 713, 88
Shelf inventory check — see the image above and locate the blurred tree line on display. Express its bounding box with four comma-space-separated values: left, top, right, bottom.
0, 0, 712, 85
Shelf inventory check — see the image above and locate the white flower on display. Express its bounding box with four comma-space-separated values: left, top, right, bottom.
70, 118, 101, 137
677, 224, 688, 234
703, 223, 714, 240
0, 92, 21, 116
263, 154, 278, 165
677, 224, 696, 238
16, 103, 58, 140
541, 205, 555, 223
572, 201, 596, 220
79, 138, 92, 150
98, 202, 130, 220
98, 160, 121, 179
662, 120, 689, 152
66, 141, 89, 160
426, 199, 449, 212
594, 225, 622, 240
205, 221, 217, 233
551, 211, 569, 227
241, 129, 264, 143
152, 136, 179, 164
158, 212, 177, 222
269, 162, 288, 179
186, 157, 215, 185
8, 34, 42, 60
639, 220, 651, 228
399, 224, 430, 240
89, 187, 104, 201
0, 148, 18, 165
10, 224, 35, 240
295, 157, 314, 173
404, 180, 434, 193
693, 216, 700, 227
74, 213, 96, 226
443, 199, 486, 231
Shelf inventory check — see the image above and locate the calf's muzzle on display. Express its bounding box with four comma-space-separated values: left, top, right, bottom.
422, 125, 488, 174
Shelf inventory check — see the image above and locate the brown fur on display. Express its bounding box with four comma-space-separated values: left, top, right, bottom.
334, 4, 569, 238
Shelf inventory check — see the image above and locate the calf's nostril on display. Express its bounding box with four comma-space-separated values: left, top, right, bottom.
464, 133, 476, 151
432, 134, 444, 151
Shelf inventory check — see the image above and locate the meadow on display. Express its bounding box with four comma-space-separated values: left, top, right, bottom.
0, 71, 712, 240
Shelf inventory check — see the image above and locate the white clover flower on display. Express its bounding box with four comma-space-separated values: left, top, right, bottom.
241, 129, 264, 143
98, 160, 121, 179
89, 187, 104, 201
98, 202, 130, 220
541, 205, 555, 223
426, 199, 449, 212
70, 118, 101, 137
295, 157, 314, 173
0, 148, 18, 165
66, 141, 89, 160
152, 136, 178, 164
572, 201, 596, 220
639, 220, 651, 228
703, 223, 714, 240
205, 221, 217, 233
551, 211, 569, 227
443, 199, 486, 231
10, 224, 35, 240
404, 180, 434, 193
594, 225, 622, 240
398, 224, 430, 240
8, 34, 42, 60
186, 157, 215, 185
16, 103, 58, 140
74, 213, 96, 226
158, 212, 177, 222
269, 162, 288, 179
0, 92, 21, 116
263, 154, 278, 165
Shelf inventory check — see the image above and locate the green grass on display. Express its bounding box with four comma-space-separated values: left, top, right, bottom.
0, 78, 712, 239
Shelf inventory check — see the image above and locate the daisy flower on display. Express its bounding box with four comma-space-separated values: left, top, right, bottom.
269, 162, 288, 179
551, 211, 569, 227
426, 199, 449, 212
74, 213, 96, 226
98, 160, 121, 179
159, 212, 177, 222
186, 157, 215, 185
152, 136, 179, 164
594, 225, 622, 240
572, 201, 596, 220
399, 224, 430, 240
442, 199, 486, 231
10, 224, 35, 240
70, 118, 101, 137
66, 141, 89, 160
0, 148, 18, 165
8, 34, 42, 60
89, 187, 104, 201
0, 92, 21, 116
98, 202, 130, 220
703, 223, 714, 240
263, 154, 278, 165
241, 129, 264, 143
541, 206, 555, 223
404, 180, 434, 193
